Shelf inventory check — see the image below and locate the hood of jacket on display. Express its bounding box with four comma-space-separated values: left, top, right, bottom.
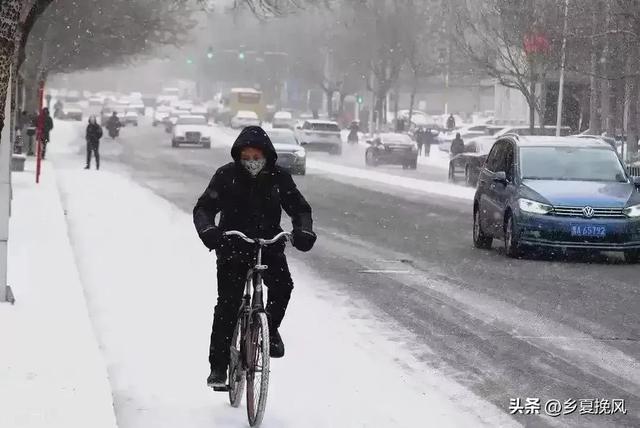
231, 126, 278, 167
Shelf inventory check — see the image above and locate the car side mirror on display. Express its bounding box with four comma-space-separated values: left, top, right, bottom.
493, 171, 508, 183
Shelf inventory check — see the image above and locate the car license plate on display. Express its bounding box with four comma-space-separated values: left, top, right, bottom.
570, 224, 606, 238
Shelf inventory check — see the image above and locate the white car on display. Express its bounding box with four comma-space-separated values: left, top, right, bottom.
88, 95, 105, 106
172, 115, 211, 148
190, 105, 208, 117
272, 111, 296, 129
269, 128, 306, 175
123, 110, 139, 127
296, 120, 342, 155
438, 124, 492, 152
129, 101, 145, 115
64, 103, 83, 121
153, 106, 171, 127
231, 110, 261, 129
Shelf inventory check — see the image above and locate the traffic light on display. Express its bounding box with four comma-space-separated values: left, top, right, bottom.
238, 51, 245, 60
207, 46, 214, 60
186, 58, 194, 65
356, 94, 364, 105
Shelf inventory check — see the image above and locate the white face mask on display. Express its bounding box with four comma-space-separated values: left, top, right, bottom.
241, 158, 266, 177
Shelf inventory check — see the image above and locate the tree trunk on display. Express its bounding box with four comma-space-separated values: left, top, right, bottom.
0, 0, 22, 134
528, 59, 536, 132
627, 47, 640, 159
588, 1, 601, 134
324, 88, 334, 118
408, 73, 417, 126
538, 75, 547, 130
600, 1, 612, 136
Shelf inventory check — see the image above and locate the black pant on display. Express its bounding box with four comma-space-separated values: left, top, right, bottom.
86, 140, 100, 169
424, 143, 431, 156
40, 137, 49, 159
210, 250, 293, 370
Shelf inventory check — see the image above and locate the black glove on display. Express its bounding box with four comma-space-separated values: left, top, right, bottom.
199, 226, 224, 251
292, 229, 317, 252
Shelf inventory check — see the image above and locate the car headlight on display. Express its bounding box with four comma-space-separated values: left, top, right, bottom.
518, 198, 553, 215
624, 204, 640, 218
294, 150, 306, 158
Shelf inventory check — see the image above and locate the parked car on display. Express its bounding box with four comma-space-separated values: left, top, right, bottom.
123, 110, 139, 127
172, 115, 211, 148
268, 128, 306, 175
88, 95, 104, 106
473, 135, 640, 262
230, 110, 261, 129
153, 106, 171, 127
493, 125, 572, 138
365, 133, 418, 169
272, 111, 296, 129
449, 136, 496, 186
64, 103, 83, 121
295, 120, 342, 155
129, 101, 145, 115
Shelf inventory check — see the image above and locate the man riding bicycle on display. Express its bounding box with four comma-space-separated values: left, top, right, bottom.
193, 126, 316, 388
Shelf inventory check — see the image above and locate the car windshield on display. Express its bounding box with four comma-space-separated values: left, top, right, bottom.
310, 123, 339, 132
177, 116, 206, 125
520, 147, 628, 182
269, 132, 298, 145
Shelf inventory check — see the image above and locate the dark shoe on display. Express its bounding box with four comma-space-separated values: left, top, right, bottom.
270, 329, 285, 358
207, 367, 227, 388
84, 165, 90, 170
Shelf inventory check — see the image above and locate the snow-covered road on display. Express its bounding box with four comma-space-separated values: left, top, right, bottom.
49, 121, 516, 427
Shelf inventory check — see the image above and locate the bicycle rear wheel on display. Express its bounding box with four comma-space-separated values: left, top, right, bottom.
246, 312, 270, 427
228, 316, 245, 408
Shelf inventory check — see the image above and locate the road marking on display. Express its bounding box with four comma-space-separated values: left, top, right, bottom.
358, 269, 413, 274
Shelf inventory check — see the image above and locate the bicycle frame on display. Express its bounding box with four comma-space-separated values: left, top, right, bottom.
225, 231, 290, 371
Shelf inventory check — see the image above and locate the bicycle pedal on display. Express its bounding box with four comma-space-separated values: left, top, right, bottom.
211, 385, 230, 392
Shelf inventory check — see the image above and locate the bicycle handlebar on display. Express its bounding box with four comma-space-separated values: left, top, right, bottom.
223, 230, 291, 246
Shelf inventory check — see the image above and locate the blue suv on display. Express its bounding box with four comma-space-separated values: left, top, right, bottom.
473, 135, 640, 262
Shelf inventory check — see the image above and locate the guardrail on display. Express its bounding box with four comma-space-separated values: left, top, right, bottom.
629, 165, 640, 177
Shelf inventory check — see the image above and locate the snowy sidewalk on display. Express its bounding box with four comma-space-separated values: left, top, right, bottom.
0, 160, 117, 428
46, 122, 517, 427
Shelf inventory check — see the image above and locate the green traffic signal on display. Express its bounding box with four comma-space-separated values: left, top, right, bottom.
186, 58, 194, 65
356, 95, 364, 104
207, 52, 214, 59
238, 52, 245, 60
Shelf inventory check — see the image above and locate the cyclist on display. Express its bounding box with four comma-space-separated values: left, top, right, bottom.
193, 126, 317, 388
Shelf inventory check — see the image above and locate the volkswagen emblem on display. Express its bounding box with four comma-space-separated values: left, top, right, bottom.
582, 206, 595, 218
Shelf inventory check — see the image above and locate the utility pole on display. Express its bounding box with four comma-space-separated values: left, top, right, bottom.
0, 71, 12, 303
555, 0, 569, 136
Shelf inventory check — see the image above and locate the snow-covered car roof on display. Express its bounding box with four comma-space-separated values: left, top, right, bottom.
274, 111, 293, 119
125, 111, 138, 117
304, 119, 338, 125
235, 110, 258, 118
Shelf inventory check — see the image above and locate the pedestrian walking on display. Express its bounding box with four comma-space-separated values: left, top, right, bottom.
415, 127, 424, 156
450, 132, 464, 158
38, 108, 54, 160
85, 115, 103, 170
446, 113, 456, 131
424, 128, 434, 157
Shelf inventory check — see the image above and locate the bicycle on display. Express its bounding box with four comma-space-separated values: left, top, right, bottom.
213, 230, 291, 427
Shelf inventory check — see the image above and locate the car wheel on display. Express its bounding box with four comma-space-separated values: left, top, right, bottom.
473, 207, 493, 249
448, 163, 456, 182
202, 142, 211, 149
410, 159, 418, 169
504, 213, 522, 258
625, 249, 640, 263
171, 139, 179, 148
365, 150, 378, 166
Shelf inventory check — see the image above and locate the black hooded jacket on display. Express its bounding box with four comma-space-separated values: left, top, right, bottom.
86, 121, 103, 144
193, 126, 313, 251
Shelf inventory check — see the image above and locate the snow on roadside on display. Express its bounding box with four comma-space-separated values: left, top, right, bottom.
0, 160, 117, 428
52, 150, 514, 427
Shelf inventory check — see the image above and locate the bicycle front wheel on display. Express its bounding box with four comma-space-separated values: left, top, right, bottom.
228, 316, 245, 408
246, 312, 270, 427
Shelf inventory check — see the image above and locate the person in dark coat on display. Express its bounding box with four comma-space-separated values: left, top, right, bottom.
446, 113, 456, 130
415, 127, 424, 156
39, 108, 54, 159
85, 115, 103, 170
193, 126, 317, 388
424, 128, 435, 157
450, 132, 465, 157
